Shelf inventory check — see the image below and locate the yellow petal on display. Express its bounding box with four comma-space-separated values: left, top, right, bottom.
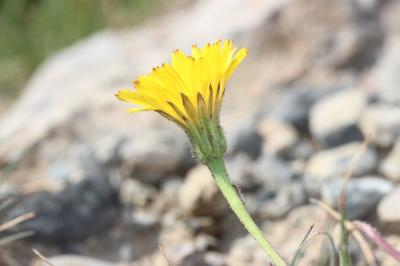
116, 40, 248, 128
225, 47, 248, 81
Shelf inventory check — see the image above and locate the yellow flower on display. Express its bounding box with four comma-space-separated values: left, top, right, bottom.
114, 42, 286, 265
116, 40, 247, 162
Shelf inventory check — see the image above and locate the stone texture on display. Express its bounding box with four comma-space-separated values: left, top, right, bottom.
33, 256, 119, 266
257, 118, 299, 158
225, 235, 270, 266
322, 176, 394, 219
380, 139, 400, 182
225, 153, 255, 191
119, 179, 157, 208
368, 37, 400, 104
377, 188, 400, 233
305, 142, 377, 181
228, 119, 263, 159
310, 88, 366, 148
267, 85, 336, 131
6, 176, 118, 243
251, 154, 296, 190
178, 165, 226, 217
118, 129, 191, 185
360, 104, 400, 148
256, 181, 307, 219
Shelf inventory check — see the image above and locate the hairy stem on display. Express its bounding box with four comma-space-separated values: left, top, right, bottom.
206, 158, 286, 266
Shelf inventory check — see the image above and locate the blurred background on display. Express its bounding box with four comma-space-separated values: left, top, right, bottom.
0, 0, 400, 265
0, 0, 169, 105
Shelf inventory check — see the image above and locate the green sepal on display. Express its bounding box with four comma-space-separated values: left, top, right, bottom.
187, 118, 227, 164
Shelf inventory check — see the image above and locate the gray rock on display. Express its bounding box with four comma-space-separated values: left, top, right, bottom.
322, 177, 394, 219
251, 154, 296, 190
225, 153, 255, 191
377, 188, 400, 233
160, 178, 184, 207
380, 139, 400, 182
225, 235, 269, 266
326, 23, 383, 70
256, 182, 307, 219
172, 238, 213, 266
131, 210, 160, 229
118, 128, 191, 184
93, 134, 124, 164
154, 229, 214, 266
268, 85, 336, 131
368, 37, 400, 104
6, 176, 118, 243
33, 255, 118, 266
381, 0, 400, 36
204, 252, 225, 266
360, 105, 400, 148
288, 140, 315, 160
257, 118, 315, 160
305, 142, 377, 181
257, 118, 299, 158
37, 141, 106, 191
119, 179, 157, 208
310, 88, 366, 148
179, 165, 227, 217
228, 119, 263, 159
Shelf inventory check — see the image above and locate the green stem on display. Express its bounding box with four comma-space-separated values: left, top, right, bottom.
339, 208, 352, 266
206, 158, 287, 266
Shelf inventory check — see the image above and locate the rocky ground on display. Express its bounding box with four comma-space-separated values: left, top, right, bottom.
1, 0, 400, 265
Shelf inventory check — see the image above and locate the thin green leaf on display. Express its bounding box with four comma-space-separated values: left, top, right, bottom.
290, 232, 337, 266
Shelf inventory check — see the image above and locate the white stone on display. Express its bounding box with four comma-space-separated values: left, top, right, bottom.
179, 165, 226, 216
381, 139, 400, 182
360, 105, 400, 147
33, 255, 120, 266
257, 118, 299, 156
377, 188, 400, 233
305, 142, 377, 181
310, 88, 366, 147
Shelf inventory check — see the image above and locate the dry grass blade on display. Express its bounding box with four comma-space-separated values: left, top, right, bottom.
291, 231, 337, 266
339, 138, 369, 211
0, 212, 35, 233
33, 249, 55, 266
337, 137, 369, 266
300, 224, 315, 246
290, 224, 314, 266
310, 198, 377, 266
158, 244, 173, 266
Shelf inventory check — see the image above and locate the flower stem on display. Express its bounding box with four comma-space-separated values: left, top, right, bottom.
206, 158, 287, 266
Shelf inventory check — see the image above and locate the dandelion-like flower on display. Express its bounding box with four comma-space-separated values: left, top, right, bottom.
116, 40, 247, 162
115, 40, 286, 266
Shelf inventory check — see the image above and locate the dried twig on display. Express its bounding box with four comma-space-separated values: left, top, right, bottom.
0, 212, 35, 233
158, 244, 173, 266
300, 224, 315, 246
339, 139, 369, 212
33, 249, 55, 266
338, 137, 370, 266
291, 231, 337, 266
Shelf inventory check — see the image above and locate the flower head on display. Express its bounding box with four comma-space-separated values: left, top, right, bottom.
116, 40, 247, 162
